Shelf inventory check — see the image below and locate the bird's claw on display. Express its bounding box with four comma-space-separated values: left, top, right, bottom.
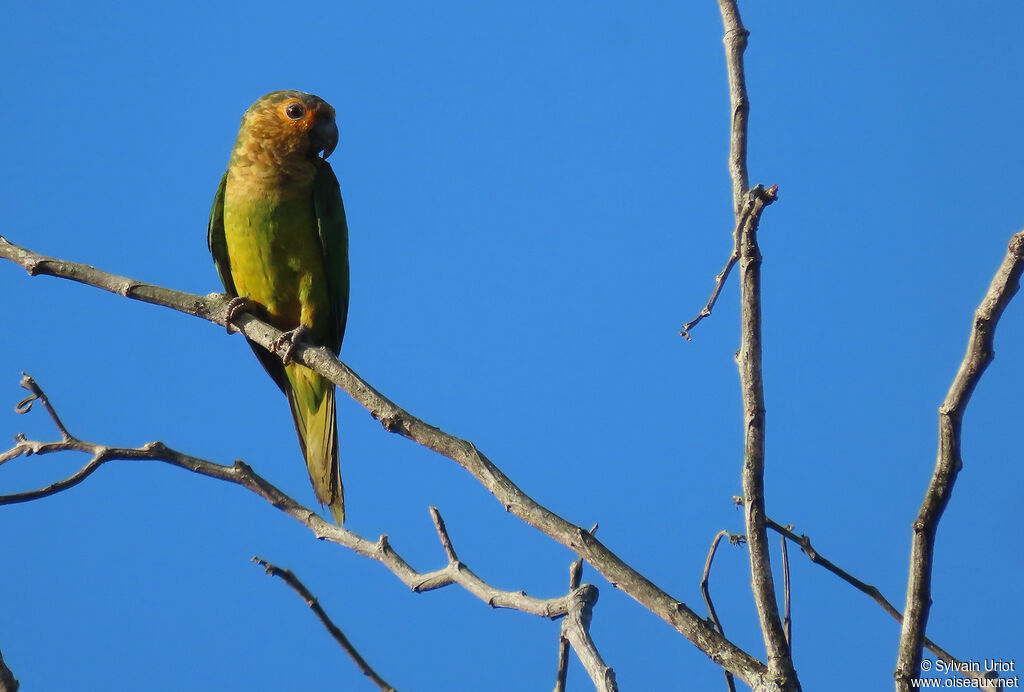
225, 296, 257, 334
274, 325, 311, 365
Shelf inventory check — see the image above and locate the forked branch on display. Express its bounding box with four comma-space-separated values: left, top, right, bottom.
555, 524, 601, 692
680, 195, 772, 340
1, 374, 630, 692
559, 585, 617, 692
2, 375, 568, 619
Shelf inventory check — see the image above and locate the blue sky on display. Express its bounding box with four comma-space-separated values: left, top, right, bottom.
2, 2, 1022, 690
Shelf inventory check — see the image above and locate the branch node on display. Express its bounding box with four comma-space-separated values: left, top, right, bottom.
724, 26, 750, 45
118, 279, 140, 297
378, 413, 402, 433
16, 373, 73, 440
143, 441, 169, 455
14, 376, 37, 413
1009, 232, 1024, 255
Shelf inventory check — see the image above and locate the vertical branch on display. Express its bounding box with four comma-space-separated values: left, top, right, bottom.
555, 524, 598, 692
737, 182, 790, 680
716, 1, 795, 687
559, 585, 618, 692
717, 0, 750, 216
780, 533, 792, 649
894, 230, 1024, 690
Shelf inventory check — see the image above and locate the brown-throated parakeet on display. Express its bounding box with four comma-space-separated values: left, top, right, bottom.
208, 90, 349, 524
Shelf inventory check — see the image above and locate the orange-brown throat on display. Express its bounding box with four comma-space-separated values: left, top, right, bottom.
228, 91, 336, 186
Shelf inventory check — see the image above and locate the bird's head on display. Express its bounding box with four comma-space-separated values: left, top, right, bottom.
230, 90, 339, 172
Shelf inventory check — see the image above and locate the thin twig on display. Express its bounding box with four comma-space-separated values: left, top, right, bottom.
717, 0, 750, 216
681, 188, 778, 340
680, 204, 750, 340
780, 533, 791, 650
763, 515, 999, 687
253, 557, 398, 692
555, 523, 598, 692
700, 530, 744, 692
895, 229, 1024, 690
428, 506, 459, 563
555, 619, 572, 689
0, 238, 773, 687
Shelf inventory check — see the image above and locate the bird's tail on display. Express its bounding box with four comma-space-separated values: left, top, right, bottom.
285, 362, 344, 524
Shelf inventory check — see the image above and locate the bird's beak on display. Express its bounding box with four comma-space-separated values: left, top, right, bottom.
310, 116, 339, 159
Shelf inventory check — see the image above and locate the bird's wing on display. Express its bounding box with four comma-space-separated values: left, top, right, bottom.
313, 158, 351, 355
208, 170, 289, 393
207, 171, 236, 296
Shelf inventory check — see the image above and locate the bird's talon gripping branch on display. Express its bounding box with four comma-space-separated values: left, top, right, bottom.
224, 295, 256, 333
274, 325, 311, 365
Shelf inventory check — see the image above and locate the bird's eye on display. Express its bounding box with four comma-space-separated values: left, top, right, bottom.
284, 102, 306, 120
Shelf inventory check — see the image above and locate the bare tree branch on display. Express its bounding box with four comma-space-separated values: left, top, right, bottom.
555, 524, 598, 692
763, 515, 1000, 687
428, 506, 459, 564
0, 239, 776, 688
780, 534, 791, 650
679, 0, 770, 342
681, 201, 756, 340
554, 596, 574, 691
253, 557, 398, 692
560, 585, 617, 692
700, 530, 744, 692
15, 378, 71, 440
735, 181, 790, 687
0, 645, 18, 692
0, 375, 746, 688
713, 2, 795, 687
894, 229, 1024, 691
1, 375, 570, 619
717, 0, 750, 216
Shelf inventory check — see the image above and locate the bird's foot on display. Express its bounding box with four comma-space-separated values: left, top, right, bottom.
224, 296, 258, 334
274, 325, 311, 365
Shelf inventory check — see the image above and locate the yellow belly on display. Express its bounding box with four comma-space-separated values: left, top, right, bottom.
222, 182, 331, 337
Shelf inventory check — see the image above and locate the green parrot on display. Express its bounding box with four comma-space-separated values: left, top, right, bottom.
207, 90, 349, 524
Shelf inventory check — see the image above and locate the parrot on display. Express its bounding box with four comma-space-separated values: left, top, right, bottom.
207, 90, 349, 524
